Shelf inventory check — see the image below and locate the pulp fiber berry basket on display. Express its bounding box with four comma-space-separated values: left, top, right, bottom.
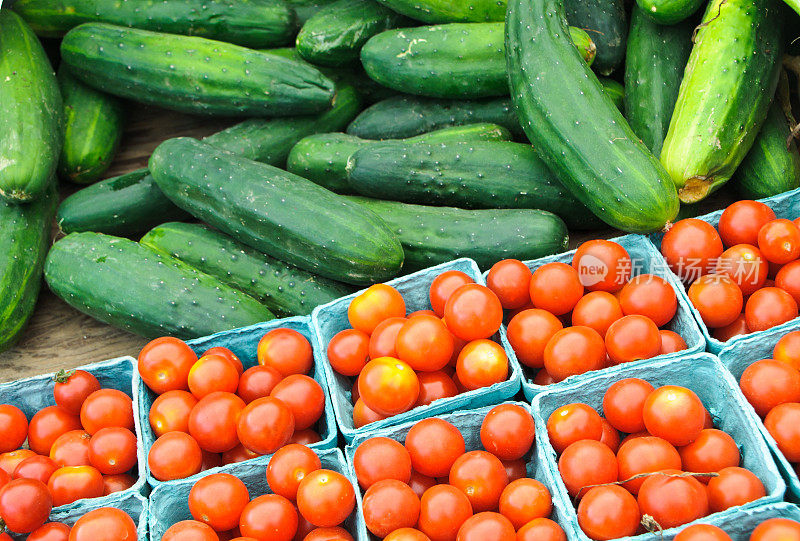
344, 402, 571, 541
310, 258, 523, 442
0, 356, 147, 507
138, 315, 337, 488
650, 187, 800, 353
531, 352, 785, 541
495, 233, 705, 400
147, 447, 359, 541
718, 321, 800, 502
705, 501, 800, 540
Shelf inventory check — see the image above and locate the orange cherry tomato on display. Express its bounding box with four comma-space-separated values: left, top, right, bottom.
80, 389, 134, 435
257, 328, 314, 377
414, 370, 458, 407
637, 470, 709, 530
327, 329, 370, 377
716, 244, 768, 296
0, 449, 36, 476
289, 428, 321, 446
102, 472, 136, 495
642, 385, 706, 447
362, 479, 421, 537
418, 484, 473, 541
189, 392, 246, 453
147, 431, 202, 481
358, 357, 419, 416
764, 402, 800, 461
773, 330, 800, 370
384, 528, 430, 541
604, 315, 661, 364
189, 473, 250, 531
353, 437, 411, 490
718, 200, 777, 247
68, 507, 137, 541
149, 390, 197, 437
405, 417, 465, 479
407, 471, 436, 499
602, 377, 654, 434
486, 259, 533, 309
271, 374, 325, 430
239, 494, 298, 540
618, 274, 677, 327
348, 284, 406, 334
776, 261, 800, 306
712, 313, 749, 342
0, 404, 27, 454
163, 520, 218, 541
368, 317, 406, 360
50, 430, 91, 467
429, 271, 475, 318
517, 518, 567, 541
543, 326, 606, 382
558, 440, 618, 498
53, 370, 101, 416
506, 309, 562, 369
237, 396, 294, 455
498, 478, 551, 529
396, 315, 454, 372
739, 359, 800, 417
687, 274, 744, 328
138, 337, 197, 394
572, 240, 632, 293
303, 527, 354, 541
674, 524, 732, 541
47, 465, 104, 506
546, 403, 603, 454
706, 466, 765, 512
296, 469, 356, 528
758, 219, 800, 264
751, 518, 800, 541
87, 427, 137, 475
455, 512, 514, 541
571, 292, 623, 337
202, 346, 244, 375
530, 262, 584, 315
449, 451, 508, 512
616, 436, 681, 494
480, 404, 535, 461
660, 218, 724, 282
576, 485, 640, 540
188, 354, 240, 399
444, 284, 503, 341
455, 339, 508, 390
221, 443, 259, 465
745, 287, 798, 332
28, 406, 82, 456
659, 330, 687, 354
352, 398, 386, 428
26, 522, 71, 541
599, 419, 620, 453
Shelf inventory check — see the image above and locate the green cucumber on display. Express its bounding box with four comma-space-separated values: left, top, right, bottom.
44, 232, 274, 339
287, 0, 337, 25
372, 0, 506, 23
506, 0, 679, 233
624, 7, 692, 158
347, 95, 524, 139
361, 23, 597, 99
784, 0, 800, 16
12, 0, 296, 47
141, 222, 353, 317
0, 183, 58, 352
345, 140, 601, 229
58, 66, 124, 184
286, 123, 513, 193
660, 0, 783, 203
61, 23, 335, 116
736, 102, 800, 199
57, 85, 361, 236
635, 0, 704, 24
149, 138, 404, 285
347, 197, 569, 271
564, 0, 627, 75
0, 10, 62, 202
599, 78, 624, 112
296, 0, 408, 66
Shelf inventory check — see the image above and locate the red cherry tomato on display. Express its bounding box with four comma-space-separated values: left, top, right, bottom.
296, 469, 356, 528
506, 309, 562, 369
203, 346, 244, 375
602, 378, 654, 433
326, 329, 369, 377
28, 406, 82, 455
455, 512, 515, 541
716, 244, 768, 296
546, 403, 603, 454
189, 391, 246, 454
480, 404, 535, 461
774, 330, 800, 370
659, 330, 687, 354
604, 315, 661, 364
257, 328, 314, 377
352, 398, 386, 429
415, 370, 458, 407
237, 365, 283, 404
237, 396, 294, 455
599, 419, 620, 452
408, 471, 436, 499
571, 292, 623, 337
87, 427, 137, 475
616, 436, 681, 494
189, 473, 250, 531
162, 520, 218, 541
674, 524, 732, 541
384, 528, 430, 541
429, 271, 475, 318
49, 430, 91, 467
706, 466, 766, 512
529, 262, 584, 315
138, 337, 198, 394
188, 354, 240, 399
12, 455, 58, 484
455, 339, 508, 390
80, 389, 134, 435
271, 375, 325, 431
637, 470, 709, 529
498, 478, 551, 529
751, 518, 800, 541
517, 518, 567, 541
0, 404, 27, 453
642, 385, 706, 446
713, 313, 749, 342
68, 507, 137, 541
486, 259, 533, 309
239, 494, 298, 541
687, 274, 744, 328
618, 274, 678, 327
396, 315, 455, 372
53, 370, 101, 416
362, 479, 421, 537
303, 527, 354, 541
776, 261, 800, 305
358, 357, 419, 416
149, 390, 197, 437
148, 431, 202, 481
26, 522, 71, 541
660, 219, 724, 282
405, 417, 465, 478
718, 200, 777, 247
347, 284, 406, 335
418, 484, 473, 541
557, 440, 618, 498
745, 287, 798, 332
102, 473, 136, 495
47, 465, 104, 506
576, 485, 640, 540
368, 317, 406, 360
444, 284, 503, 341
572, 240, 631, 292
740, 359, 800, 416
353, 437, 411, 490
0, 449, 36, 476
449, 450, 508, 512
759, 219, 800, 264
265, 444, 321, 501
543, 326, 606, 382
0, 478, 52, 533
764, 403, 800, 461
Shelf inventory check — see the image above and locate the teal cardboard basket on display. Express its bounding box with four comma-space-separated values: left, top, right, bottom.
650, 187, 800, 353
705, 502, 800, 539
531, 353, 785, 541
344, 402, 571, 541
718, 321, 800, 502
148, 447, 359, 540
138, 316, 338, 488
0, 356, 147, 509
310, 258, 523, 442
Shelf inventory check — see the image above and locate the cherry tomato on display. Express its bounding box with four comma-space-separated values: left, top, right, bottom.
661, 219, 724, 282
26, 522, 71, 541
396, 315, 455, 372
740, 359, 800, 416
616, 436, 681, 494
455, 512, 514, 541
138, 337, 197, 394
716, 244, 768, 296
543, 326, 606, 382
449, 450, 508, 512
237, 396, 294, 455
362, 479, 421, 537
80, 389, 134, 435
28, 406, 82, 455
258, 328, 314, 377
517, 518, 567, 541
776, 261, 800, 306
546, 403, 603, 454
751, 518, 800, 541
188, 354, 240, 399
620, 274, 678, 327
189, 391, 246, 453
13, 455, 58, 484
533, 369, 556, 386
296, 469, 356, 527
148, 431, 202, 481
384, 528, 430, 541
368, 317, 406, 360
270, 375, 324, 431
712, 313, 749, 341
405, 418, 465, 478
149, 390, 197, 437
659, 330, 687, 354
289, 428, 321, 446
353, 437, 411, 490
455, 339, 508, 390
203, 347, 244, 376
415, 371, 458, 407
774, 330, 800, 370
444, 284, 503, 341
636, 470, 709, 529
358, 357, 419, 416
678, 428, 740, 482
237, 493, 297, 540
326, 329, 369, 377
688, 274, 744, 328
604, 315, 661, 365
352, 398, 386, 429
53, 370, 101, 416
87, 427, 137, 475
497, 478, 551, 529
0, 404, 27, 454
706, 466, 766, 512
745, 287, 798, 332
102, 473, 136, 495
674, 524, 732, 541
764, 402, 800, 461
571, 292, 623, 337
408, 471, 436, 499
347, 284, 406, 334
0, 478, 52, 533
189, 473, 250, 531
643, 385, 706, 446
572, 240, 632, 292
599, 419, 620, 452
429, 271, 475, 317
68, 507, 137, 541
221, 443, 259, 465
718, 201, 777, 247
266, 444, 321, 501
418, 484, 473, 541
758, 219, 800, 264
558, 440, 618, 498
0, 449, 36, 476
237, 365, 283, 404
506, 309, 562, 369
486, 259, 533, 309
576, 485, 640, 540
50, 430, 91, 467
48, 465, 104, 506
409, 310, 437, 318
303, 527, 354, 541
530, 262, 584, 315
480, 404, 534, 461
162, 520, 218, 541
602, 378, 654, 434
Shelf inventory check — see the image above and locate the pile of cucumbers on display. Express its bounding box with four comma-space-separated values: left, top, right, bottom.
0, 0, 798, 348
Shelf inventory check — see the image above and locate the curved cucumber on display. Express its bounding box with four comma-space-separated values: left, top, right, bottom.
506, 0, 679, 233
12, 0, 296, 47
564, 0, 627, 75
634, 0, 704, 24
287, 0, 337, 24
373, 0, 506, 23
296, 0, 408, 66
361, 23, 596, 99
599, 78, 624, 112
660, 0, 783, 203
347, 95, 524, 139
141, 222, 353, 317
0, 183, 58, 352
150, 138, 404, 285
736, 102, 800, 199
61, 23, 335, 117
44, 232, 274, 339
0, 10, 62, 202
624, 7, 692, 158
58, 66, 124, 184
287, 123, 512, 193
347, 197, 569, 271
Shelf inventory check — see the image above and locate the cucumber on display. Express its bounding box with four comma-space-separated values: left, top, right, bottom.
149, 138, 404, 285
736, 102, 800, 199
564, 0, 627, 75
506, 0, 679, 233
660, 0, 783, 203
635, 0, 704, 24
347, 95, 524, 139
0, 10, 62, 202
12, 0, 296, 47
57, 66, 124, 184
287, 0, 337, 25
372, 0, 506, 23
347, 197, 570, 271
44, 232, 274, 339
361, 23, 597, 99
624, 7, 692, 158
599, 78, 624, 112
61, 23, 335, 116
140, 222, 353, 317
0, 183, 58, 352
345, 141, 601, 229
286, 123, 513, 193
785, 0, 800, 16
296, 0, 408, 66
57, 85, 361, 236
